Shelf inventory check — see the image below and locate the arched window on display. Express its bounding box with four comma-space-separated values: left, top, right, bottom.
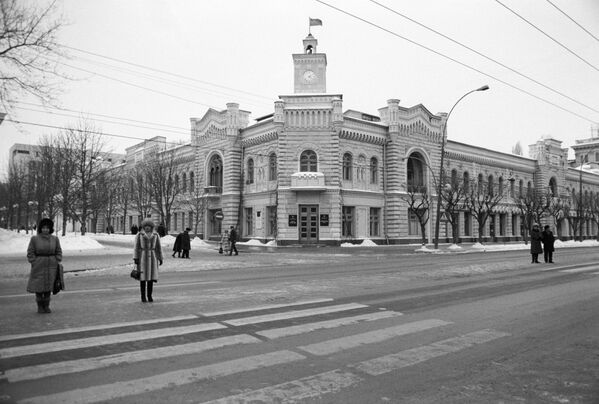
488, 175, 494, 196
174, 174, 180, 191
463, 172, 470, 193
370, 157, 378, 184
407, 152, 425, 192
300, 150, 317, 172
189, 171, 195, 193
209, 154, 223, 189
358, 155, 366, 181
451, 169, 458, 190
498, 177, 504, 196
269, 153, 277, 181
519, 179, 524, 197
478, 174, 484, 192
247, 158, 254, 184
182, 172, 187, 193
549, 177, 557, 197
527, 181, 532, 196
343, 153, 353, 181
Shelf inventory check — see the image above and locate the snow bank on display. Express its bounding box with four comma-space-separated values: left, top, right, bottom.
190, 237, 212, 248
341, 239, 378, 247
0, 229, 104, 255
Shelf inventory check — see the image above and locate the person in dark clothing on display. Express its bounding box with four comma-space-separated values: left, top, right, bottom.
130, 224, 139, 235
172, 232, 182, 258
530, 224, 543, 264
181, 228, 191, 258
541, 225, 555, 263
156, 222, 167, 237
228, 226, 238, 256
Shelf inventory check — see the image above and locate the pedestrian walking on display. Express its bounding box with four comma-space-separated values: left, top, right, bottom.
156, 222, 166, 237
541, 225, 555, 263
219, 230, 229, 254
26, 218, 62, 313
133, 219, 163, 302
181, 228, 191, 258
228, 225, 238, 256
172, 232, 182, 258
530, 223, 543, 264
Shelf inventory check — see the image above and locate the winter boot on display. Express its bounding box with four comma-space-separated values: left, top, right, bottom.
35, 293, 44, 313
140, 281, 147, 302
42, 292, 52, 313
147, 281, 153, 302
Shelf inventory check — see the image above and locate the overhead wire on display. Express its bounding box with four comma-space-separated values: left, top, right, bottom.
315, 0, 598, 124
494, 0, 599, 73
369, 0, 599, 114
544, 0, 599, 43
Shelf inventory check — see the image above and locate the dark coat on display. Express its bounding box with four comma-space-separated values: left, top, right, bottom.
133, 230, 162, 282
156, 224, 166, 237
27, 234, 62, 293
530, 228, 543, 254
180, 232, 191, 251
173, 233, 183, 252
228, 229, 238, 242
542, 229, 555, 252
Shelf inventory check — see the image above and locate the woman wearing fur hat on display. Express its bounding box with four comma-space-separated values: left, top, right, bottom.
530, 223, 543, 264
26, 218, 62, 313
133, 219, 163, 302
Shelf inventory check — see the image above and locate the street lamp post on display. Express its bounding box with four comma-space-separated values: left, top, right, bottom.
434, 85, 489, 249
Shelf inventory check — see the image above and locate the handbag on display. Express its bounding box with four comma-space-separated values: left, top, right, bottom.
53, 263, 64, 295
130, 264, 141, 280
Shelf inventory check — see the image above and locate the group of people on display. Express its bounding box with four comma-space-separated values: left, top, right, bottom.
530, 224, 556, 264
172, 228, 191, 258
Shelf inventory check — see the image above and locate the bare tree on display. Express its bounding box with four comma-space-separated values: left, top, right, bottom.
51, 131, 78, 236
179, 176, 206, 237
514, 188, 551, 244
546, 193, 567, 238
0, 0, 67, 112
6, 160, 26, 230
143, 148, 183, 232
439, 180, 467, 245
464, 179, 504, 243
400, 185, 430, 245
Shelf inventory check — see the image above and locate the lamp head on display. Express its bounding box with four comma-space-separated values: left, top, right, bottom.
477, 85, 490, 91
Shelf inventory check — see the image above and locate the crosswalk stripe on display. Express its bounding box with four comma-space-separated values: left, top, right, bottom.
297, 319, 452, 356
351, 329, 510, 376
0, 323, 226, 359
560, 267, 599, 273
200, 298, 334, 317
0, 315, 199, 342
201, 369, 364, 404
3, 334, 261, 383
17, 350, 306, 404
256, 311, 403, 339
224, 303, 368, 326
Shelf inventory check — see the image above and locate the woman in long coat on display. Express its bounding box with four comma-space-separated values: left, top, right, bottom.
530, 224, 543, 264
133, 219, 163, 302
27, 218, 62, 313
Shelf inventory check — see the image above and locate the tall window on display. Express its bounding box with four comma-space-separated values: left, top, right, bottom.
369, 208, 380, 237
549, 177, 557, 197
182, 172, 187, 192
189, 172, 195, 193
269, 153, 277, 181
478, 174, 484, 191
300, 150, 317, 172
247, 158, 254, 184
498, 177, 503, 196
209, 155, 223, 188
245, 207, 253, 236
407, 152, 425, 192
343, 153, 353, 181
267, 206, 277, 236
370, 157, 378, 184
527, 181, 532, 196
488, 175, 494, 196
174, 174, 180, 191
463, 172, 470, 193
464, 212, 472, 236
510, 178, 515, 197
451, 169, 458, 189
519, 179, 523, 197
342, 206, 354, 237
358, 155, 366, 181
408, 209, 420, 235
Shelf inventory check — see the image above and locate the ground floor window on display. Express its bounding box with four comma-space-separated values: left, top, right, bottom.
267, 206, 277, 237
499, 213, 506, 236
342, 206, 354, 237
208, 209, 221, 236
489, 214, 496, 238
245, 207, 253, 236
511, 214, 518, 236
464, 212, 472, 236
369, 208, 380, 237
408, 209, 420, 236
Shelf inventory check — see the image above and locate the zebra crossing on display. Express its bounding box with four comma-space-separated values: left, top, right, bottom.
1, 298, 510, 404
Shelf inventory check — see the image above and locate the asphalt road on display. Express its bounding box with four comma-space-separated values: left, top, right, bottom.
0, 247, 598, 403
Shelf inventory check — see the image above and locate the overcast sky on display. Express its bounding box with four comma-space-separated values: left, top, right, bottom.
1, 0, 598, 174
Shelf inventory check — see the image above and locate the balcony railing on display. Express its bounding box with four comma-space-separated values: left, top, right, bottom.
204, 186, 222, 195
290, 172, 326, 191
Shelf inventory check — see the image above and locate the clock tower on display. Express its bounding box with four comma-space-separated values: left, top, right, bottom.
293, 34, 327, 93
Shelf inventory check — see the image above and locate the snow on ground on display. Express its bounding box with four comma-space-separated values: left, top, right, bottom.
0, 228, 105, 255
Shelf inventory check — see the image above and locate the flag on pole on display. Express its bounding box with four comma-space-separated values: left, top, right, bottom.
309, 18, 322, 27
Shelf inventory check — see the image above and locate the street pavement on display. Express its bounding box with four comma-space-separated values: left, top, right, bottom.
0, 246, 598, 403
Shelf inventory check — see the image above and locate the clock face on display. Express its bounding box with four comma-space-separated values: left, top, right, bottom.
302, 70, 317, 83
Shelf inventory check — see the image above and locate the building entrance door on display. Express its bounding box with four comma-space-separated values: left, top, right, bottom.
299, 205, 319, 243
